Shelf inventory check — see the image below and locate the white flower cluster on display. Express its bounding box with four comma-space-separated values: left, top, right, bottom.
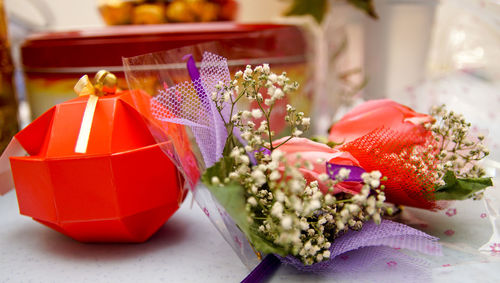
210, 147, 386, 265
429, 105, 489, 187
207, 63, 386, 265
211, 64, 304, 154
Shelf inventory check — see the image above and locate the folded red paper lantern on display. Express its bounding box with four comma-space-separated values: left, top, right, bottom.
9, 90, 186, 243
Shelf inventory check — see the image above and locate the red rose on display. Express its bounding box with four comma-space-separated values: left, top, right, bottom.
329, 99, 434, 144
272, 137, 362, 195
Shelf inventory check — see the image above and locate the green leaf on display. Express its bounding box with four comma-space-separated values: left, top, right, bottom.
347, 0, 378, 19
202, 158, 288, 256
201, 156, 235, 184
434, 170, 493, 200
284, 0, 377, 24
284, 0, 328, 24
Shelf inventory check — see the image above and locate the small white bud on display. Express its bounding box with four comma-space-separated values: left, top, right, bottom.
247, 197, 257, 206
281, 216, 292, 230
251, 109, 263, 119
271, 150, 284, 161
271, 202, 283, 217
370, 179, 380, 188
292, 129, 303, 137
241, 110, 251, 119
269, 170, 281, 181
301, 117, 310, 127
211, 176, 220, 185
318, 173, 329, 182
262, 64, 270, 74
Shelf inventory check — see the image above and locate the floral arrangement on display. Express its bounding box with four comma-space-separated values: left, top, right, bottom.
328, 100, 492, 209
126, 51, 493, 281
203, 65, 387, 265
199, 60, 493, 267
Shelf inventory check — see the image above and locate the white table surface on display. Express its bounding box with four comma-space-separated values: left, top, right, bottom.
1, 189, 500, 283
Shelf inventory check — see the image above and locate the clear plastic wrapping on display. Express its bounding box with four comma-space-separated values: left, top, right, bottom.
123, 40, 310, 268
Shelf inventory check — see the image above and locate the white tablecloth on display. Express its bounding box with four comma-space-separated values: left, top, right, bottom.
1, 188, 499, 282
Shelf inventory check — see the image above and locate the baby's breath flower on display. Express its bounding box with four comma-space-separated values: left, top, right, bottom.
211, 176, 220, 185
208, 63, 389, 266
301, 117, 310, 127
267, 161, 279, 171
251, 109, 263, 119
309, 200, 321, 211
268, 73, 277, 83
273, 88, 284, 100
338, 168, 351, 180
262, 64, 270, 74
336, 220, 345, 230
269, 170, 281, 181
292, 129, 303, 137
256, 92, 263, 101
318, 173, 329, 182
223, 91, 231, 102
270, 149, 283, 161
229, 172, 238, 179
370, 179, 380, 188
251, 169, 266, 187
281, 216, 293, 230
288, 179, 303, 193
244, 65, 252, 75
271, 202, 284, 217
240, 155, 250, 165
247, 197, 257, 206
430, 104, 490, 181
215, 81, 223, 90
241, 110, 251, 119
324, 194, 335, 205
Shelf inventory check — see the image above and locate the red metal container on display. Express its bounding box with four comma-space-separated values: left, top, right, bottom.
21, 23, 308, 120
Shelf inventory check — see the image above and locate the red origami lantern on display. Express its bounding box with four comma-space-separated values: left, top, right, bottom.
6, 71, 186, 242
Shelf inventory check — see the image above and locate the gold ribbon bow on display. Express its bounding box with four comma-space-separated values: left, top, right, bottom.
74, 70, 117, 153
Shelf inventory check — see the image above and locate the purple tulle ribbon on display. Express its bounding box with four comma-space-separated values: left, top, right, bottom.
152, 52, 230, 168
326, 163, 366, 182
185, 54, 211, 113
184, 54, 201, 81
241, 254, 281, 283
242, 220, 441, 282
184, 53, 252, 166
280, 220, 441, 272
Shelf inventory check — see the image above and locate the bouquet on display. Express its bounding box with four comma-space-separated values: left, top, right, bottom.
328, 99, 492, 210
122, 49, 493, 281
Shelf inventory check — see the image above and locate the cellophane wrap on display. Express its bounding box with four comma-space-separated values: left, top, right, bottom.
123, 43, 444, 276
401, 0, 500, 255
123, 43, 265, 268
280, 220, 440, 281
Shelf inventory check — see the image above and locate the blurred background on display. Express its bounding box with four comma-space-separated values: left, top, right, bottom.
1, 0, 499, 161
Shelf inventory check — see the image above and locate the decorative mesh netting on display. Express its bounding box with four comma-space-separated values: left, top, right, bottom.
341, 128, 441, 210
151, 52, 230, 168
200, 52, 232, 160
280, 220, 440, 281
145, 51, 256, 268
